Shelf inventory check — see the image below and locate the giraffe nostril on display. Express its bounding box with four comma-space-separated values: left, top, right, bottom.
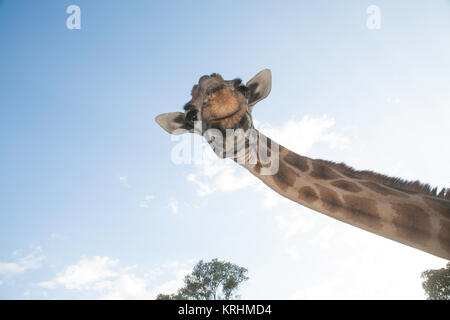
184, 103, 196, 111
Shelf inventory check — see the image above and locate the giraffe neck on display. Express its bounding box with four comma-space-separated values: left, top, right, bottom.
236, 130, 450, 260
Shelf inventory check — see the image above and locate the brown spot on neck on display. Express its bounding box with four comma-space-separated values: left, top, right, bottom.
342, 195, 382, 229
284, 152, 309, 172
310, 162, 341, 180
391, 203, 431, 245
272, 162, 299, 192
298, 186, 319, 204
315, 185, 381, 230
331, 180, 363, 193
315, 184, 342, 212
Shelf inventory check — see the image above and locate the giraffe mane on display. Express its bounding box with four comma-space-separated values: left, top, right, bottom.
317, 159, 450, 200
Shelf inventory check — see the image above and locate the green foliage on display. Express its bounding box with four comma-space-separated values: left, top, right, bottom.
156, 258, 249, 300
421, 262, 450, 300
155, 293, 185, 300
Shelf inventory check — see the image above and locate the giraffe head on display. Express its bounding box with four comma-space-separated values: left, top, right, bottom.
155, 69, 272, 147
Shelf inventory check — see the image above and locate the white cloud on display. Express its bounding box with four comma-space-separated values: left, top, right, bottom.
386, 96, 401, 105
256, 116, 350, 153
284, 245, 301, 262
39, 256, 195, 300
309, 225, 335, 249
274, 209, 316, 239
119, 176, 130, 188
39, 256, 119, 290
342, 228, 446, 299
139, 194, 155, 208
144, 260, 194, 298
150, 268, 191, 297
0, 246, 45, 277
291, 278, 347, 300
168, 197, 179, 213
187, 148, 257, 197
101, 274, 150, 300
187, 173, 215, 196
289, 226, 448, 299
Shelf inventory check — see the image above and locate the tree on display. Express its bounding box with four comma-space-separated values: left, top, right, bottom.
421, 262, 450, 300
156, 258, 249, 300
155, 293, 184, 300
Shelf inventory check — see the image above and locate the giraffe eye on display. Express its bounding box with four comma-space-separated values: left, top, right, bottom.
185, 109, 198, 126
232, 78, 242, 87
236, 85, 249, 98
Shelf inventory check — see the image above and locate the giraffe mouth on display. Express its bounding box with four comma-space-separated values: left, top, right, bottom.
208, 106, 243, 122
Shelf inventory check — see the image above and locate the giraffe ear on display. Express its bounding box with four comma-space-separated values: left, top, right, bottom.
246, 69, 272, 111
155, 112, 194, 135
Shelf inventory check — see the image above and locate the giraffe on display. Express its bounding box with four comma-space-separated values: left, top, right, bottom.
155, 69, 450, 260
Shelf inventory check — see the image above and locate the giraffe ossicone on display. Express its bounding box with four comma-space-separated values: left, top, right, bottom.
156, 69, 450, 261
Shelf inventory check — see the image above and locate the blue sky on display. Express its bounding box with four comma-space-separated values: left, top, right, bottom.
0, 0, 449, 299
